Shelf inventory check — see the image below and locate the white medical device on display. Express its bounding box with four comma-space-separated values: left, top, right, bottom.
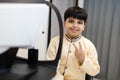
0, 3, 49, 60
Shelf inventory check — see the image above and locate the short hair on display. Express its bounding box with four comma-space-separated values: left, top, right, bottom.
64, 6, 88, 23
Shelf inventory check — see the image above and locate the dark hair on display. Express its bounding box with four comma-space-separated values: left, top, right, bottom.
64, 6, 88, 23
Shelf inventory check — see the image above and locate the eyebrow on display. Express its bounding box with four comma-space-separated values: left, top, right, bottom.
68, 18, 84, 22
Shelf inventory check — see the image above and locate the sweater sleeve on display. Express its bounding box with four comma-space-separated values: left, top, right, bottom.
79, 43, 100, 76
46, 37, 64, 80
46, 38, 57, 60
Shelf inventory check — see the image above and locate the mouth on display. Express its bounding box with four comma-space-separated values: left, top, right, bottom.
70, 28, 79, 33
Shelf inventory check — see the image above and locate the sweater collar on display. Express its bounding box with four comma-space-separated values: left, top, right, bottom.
65, 34, 81, 42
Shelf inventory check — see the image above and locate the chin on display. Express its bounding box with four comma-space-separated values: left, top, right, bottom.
71, 35, 79, 38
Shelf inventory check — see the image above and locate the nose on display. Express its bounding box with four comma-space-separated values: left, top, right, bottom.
73, 22, 78, 28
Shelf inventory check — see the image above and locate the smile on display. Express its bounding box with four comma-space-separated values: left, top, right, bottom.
70, 29, 79, 32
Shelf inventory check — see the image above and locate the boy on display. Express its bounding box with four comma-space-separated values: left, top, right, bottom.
46, 6, 100, 80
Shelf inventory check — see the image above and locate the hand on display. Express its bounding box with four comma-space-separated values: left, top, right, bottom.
73, 42, 85, 66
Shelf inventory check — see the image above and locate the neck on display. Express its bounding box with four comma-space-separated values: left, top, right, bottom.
65, 34, 81, 42
65, 34, 81, 39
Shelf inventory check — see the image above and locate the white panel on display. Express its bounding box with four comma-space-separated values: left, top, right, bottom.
0, 3, 49, 60
0, 3, 48, 47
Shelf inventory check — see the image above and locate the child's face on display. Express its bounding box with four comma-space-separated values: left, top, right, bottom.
64, 17, 85, 39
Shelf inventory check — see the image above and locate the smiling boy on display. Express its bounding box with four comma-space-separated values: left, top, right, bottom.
46, 6, 100, 80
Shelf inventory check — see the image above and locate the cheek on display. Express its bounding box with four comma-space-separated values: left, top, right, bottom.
80, 28, 84, 31
80, 26, 85, 31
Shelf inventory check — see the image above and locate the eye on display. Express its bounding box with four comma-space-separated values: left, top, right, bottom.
78, 21, 83, 24
68, 20, 74, 23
